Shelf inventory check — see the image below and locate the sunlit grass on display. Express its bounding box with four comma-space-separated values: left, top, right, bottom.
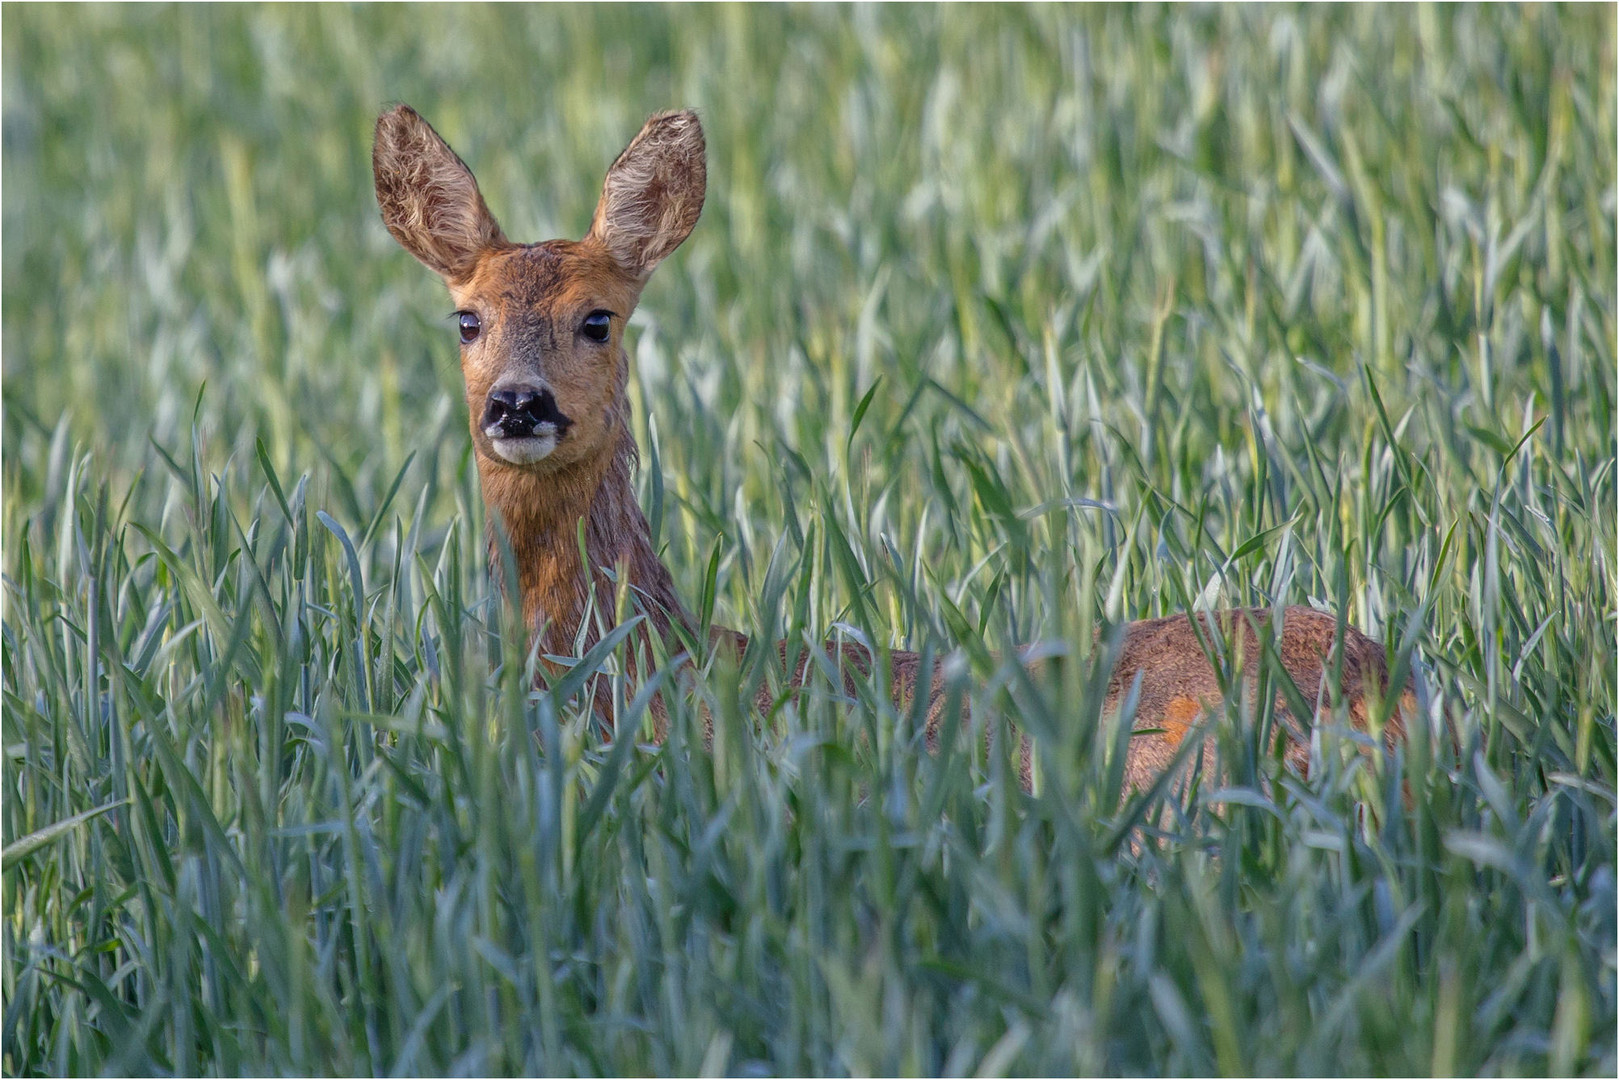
4, 5, 1615, 1075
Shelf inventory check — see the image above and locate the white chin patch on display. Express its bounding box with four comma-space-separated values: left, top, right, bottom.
488, 431, 558, 465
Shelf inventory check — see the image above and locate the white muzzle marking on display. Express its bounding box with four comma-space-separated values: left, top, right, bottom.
487, 426, 559, 465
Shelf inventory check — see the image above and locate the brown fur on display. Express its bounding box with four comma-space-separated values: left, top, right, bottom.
374, 105, 1409, 793
720, 607, 1406, 793
1097, 607, 1408, 792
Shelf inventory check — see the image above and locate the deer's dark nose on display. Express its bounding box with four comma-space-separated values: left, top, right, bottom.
482, 385, 572, 440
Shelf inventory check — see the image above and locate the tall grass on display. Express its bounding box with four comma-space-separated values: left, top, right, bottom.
4, 5, 1615, 1075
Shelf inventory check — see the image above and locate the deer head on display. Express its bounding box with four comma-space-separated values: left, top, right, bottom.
373, 104, 704, 476
372, 104, 704, 654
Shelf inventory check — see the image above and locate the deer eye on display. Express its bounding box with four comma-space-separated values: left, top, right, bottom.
581, 310, 612, 343
457, 311, 481, 344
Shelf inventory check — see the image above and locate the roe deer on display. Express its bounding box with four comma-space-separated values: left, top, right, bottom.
372, 104, 1411, 792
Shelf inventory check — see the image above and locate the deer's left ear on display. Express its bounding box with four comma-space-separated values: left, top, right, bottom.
586, 110, 706, 279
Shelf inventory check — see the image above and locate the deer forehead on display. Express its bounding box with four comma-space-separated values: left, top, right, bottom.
455, 241, 638, 318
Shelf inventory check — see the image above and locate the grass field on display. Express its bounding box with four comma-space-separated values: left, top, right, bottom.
3, 5, 1615, 1075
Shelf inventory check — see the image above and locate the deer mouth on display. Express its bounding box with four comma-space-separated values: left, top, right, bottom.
488, 430, 560, 465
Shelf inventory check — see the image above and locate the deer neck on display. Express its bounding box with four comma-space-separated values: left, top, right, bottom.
478, 422, 686, 656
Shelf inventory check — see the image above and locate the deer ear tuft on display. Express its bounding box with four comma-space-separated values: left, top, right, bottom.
373, 105, 508, 283
587, 110, 706, 279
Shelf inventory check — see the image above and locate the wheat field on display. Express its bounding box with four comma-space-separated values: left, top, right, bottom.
3, 5, 1615, 1075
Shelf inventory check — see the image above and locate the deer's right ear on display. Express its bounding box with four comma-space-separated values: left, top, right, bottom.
373, 105, 508, 284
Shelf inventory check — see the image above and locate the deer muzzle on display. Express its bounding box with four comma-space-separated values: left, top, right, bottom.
483, 384, 573, 464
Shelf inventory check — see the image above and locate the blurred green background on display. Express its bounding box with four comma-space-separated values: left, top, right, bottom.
7, 4, 1613, 611
4, 5, 1615, 1075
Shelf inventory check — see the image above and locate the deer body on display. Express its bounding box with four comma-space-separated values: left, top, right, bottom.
373, 105, 1406, 792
